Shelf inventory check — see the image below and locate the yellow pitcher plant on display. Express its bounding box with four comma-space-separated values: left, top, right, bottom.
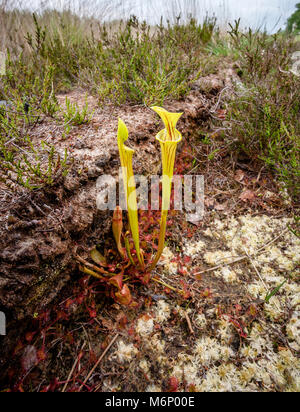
148, 106, 183, 270
117, 119, 144, 268
117, 107, 183, 271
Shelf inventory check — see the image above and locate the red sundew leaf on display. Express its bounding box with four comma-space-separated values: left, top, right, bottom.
168, 377, 179, 392
56, 310, 69, 321
25, 332, 36, 343
16, 384, 25, 393
41, 378, 59, 393
227, 317, 248, 338
183, 256, 191, 264
87, 307, 97, 319
37, 310, 51, 324
202, 288, 212, 298
141, 273, 151, 285
178, 267, 188, 276
195, 273, 202, 281
180, 281, 191, 299
129, 300, 139, 308
108, 274, 123, 290
78, 350, 85, 362
141, 314, 152, 321
216, 306, 223, 318
188, 384, 197, 392
128, 327, 135, 336
235, 304, 243, 313
115, 284, 132, 306
21, 345, 38, 371
37, 348, 47, 362
13, 340, 24, 357
76, 294, 85, 305
248, 304, 258, 318
183, 290, 191, 300
144, 296, 152, 307
141, 241, 148, 249
65, 298, 74, 309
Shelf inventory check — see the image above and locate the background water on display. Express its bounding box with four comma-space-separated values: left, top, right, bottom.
9, 0, 300, 32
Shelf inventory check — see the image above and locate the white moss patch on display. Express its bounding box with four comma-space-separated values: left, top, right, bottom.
145, 384, 162, 392
194, 336, 235, 366
139, 359, 150, 374
216, 316, 235, 344
286, 311, 300, 349
136, 315, 154, 337
158, 246, 178, 274
215, 266, 238, 283
171, 359, 200, 386
183, 240, 205, 258
110, 214, 299, 392
195, 313, 207, 329
204, 250, 233, 266
114, 341, 138, 363
149, 333, 166, 354
155, 300, 171, 323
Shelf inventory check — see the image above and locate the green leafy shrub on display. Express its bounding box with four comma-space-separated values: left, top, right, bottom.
63, 97, 93, 126
225, 22, 300, 198
0, 109, 68, 189
3, 13, 218, 106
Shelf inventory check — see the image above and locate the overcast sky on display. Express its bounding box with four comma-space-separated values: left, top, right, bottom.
28, 0, 299, 32
119, 0, 297, 32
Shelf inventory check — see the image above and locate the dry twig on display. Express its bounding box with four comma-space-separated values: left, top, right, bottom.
78, 333, 119, 392
62, 342, 86, 392
185, 312, 195, 335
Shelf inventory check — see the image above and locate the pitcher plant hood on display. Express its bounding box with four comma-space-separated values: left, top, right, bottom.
151, 106, 183, 143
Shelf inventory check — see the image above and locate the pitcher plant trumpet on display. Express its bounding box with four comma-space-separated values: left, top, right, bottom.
117, 119, 144, 268
148, 106, 183, 270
